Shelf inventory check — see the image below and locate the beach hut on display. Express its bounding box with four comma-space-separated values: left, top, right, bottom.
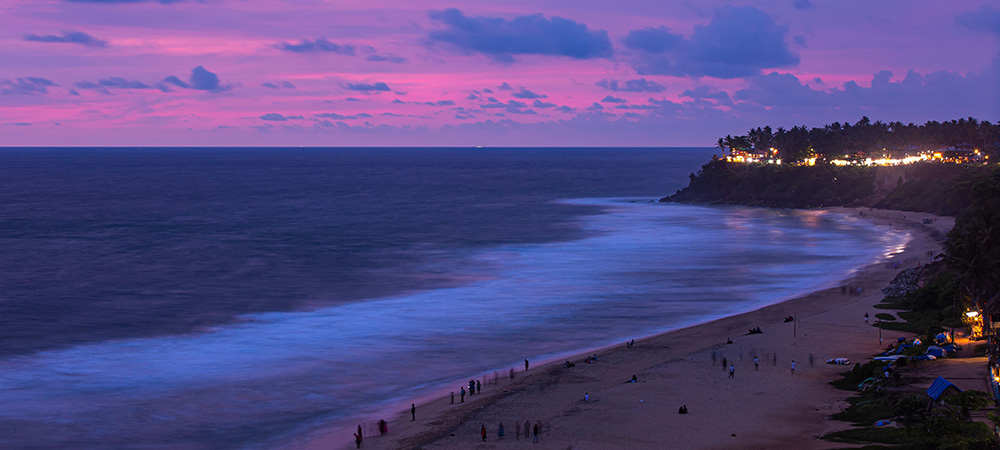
927, 376, 962, 402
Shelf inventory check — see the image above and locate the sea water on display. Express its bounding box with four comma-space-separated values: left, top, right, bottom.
0, 148, 906, 449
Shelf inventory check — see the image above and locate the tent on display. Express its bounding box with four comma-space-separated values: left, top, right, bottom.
927, 376, 962, 401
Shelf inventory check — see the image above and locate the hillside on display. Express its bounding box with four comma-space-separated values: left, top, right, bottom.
661, 159, 991, 216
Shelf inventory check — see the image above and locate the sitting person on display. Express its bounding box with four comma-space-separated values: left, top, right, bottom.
678, 405, 688, 414
726, 338, 733, 344
628, 374, 637, 383
565, 361, 575, 368
784, 316, 794, 323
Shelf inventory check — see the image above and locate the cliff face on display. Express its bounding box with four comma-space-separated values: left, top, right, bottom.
663, 160, 990, 216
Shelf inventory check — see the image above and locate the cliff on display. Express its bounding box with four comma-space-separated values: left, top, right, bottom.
662, 159, 989, 216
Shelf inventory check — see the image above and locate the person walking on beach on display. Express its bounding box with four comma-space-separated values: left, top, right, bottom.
354, 432, 362, 449
721, 357, 727, 371
481, 424, 487, 442
754, 356, 759, 371
498, 422, 505, 440
510, 367, 515, 380
357, 424, 362, 441
469, 379, 475, 395
532, 423, 539, 443
450, 391, 454, 404
525, 359, 530, 371
476, 380, 481, 394
460, 387, 466, 403
411, 403, 416, 421
728, 364, 735, 379
584, 392, 589, 401
790, 360, 797, 375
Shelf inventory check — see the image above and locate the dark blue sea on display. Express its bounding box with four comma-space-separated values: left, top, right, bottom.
0, 148, 906, 449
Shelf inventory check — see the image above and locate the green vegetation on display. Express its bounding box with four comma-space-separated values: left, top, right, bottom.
876, 270, 960, 335
663, 158, 876, 207
826, 369, 994, 449
662, 158, 995, 214
944, 168, 1000, 309
718, 116, 999, 164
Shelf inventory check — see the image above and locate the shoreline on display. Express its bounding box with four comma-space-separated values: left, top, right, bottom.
297, 207, 953, 450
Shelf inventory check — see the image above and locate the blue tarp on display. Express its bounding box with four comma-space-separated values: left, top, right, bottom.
926, 346, 946, 357
927, 376, 961, 400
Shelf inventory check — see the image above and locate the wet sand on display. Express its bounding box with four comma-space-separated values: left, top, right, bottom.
302, 207, 953, 450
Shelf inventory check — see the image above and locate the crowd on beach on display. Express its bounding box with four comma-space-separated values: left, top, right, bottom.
354, 323, 822, 448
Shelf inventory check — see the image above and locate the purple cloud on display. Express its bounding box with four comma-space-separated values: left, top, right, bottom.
367, 54, 407, 63
511, 89, 546, 99
161, 66, 229, 93
315, 113, 360, 120
622, 26, 683, 53
260, 113, 303, 121
190, 66, 228, 92
733, 61, 1000, 121
65, 0, 183, 3
532, 100, 556, 108
600, 95, 626, 103
792, 0, 814, 11
75, 77, 151, 90
278, 38, 355, 55
625, 6, 799, 79
0, 77, 57, 95
24, 31, 108, 48
345, 82, 390, 91
262, 81, 297, 89
957, 6, 1000, 35
595, 78, 666, 92
427, 8, 613, 63
680, 86, 733, 105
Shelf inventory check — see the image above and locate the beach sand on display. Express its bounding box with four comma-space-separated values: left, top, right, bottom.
302, 208, 954, 450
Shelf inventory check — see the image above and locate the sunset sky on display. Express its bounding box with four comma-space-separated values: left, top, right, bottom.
2, 0, 998, 146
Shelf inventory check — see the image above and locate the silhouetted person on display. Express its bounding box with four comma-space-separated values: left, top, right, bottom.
525, 359, 529, 370
481, 424, 487, 442
476, 380, 481, 394
460, 387, 465, 403
498, 422, 505, 440
411, 403, 415, 421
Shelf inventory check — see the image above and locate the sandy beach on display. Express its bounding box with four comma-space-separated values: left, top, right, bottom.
302, 207, 954, 450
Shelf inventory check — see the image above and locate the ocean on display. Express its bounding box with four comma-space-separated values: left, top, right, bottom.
0, 147, 907, 449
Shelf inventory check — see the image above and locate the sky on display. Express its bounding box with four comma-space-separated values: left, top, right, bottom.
2, 0, 999, 147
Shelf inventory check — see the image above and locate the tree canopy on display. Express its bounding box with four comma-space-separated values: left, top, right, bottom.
720, 117, 1000, 163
